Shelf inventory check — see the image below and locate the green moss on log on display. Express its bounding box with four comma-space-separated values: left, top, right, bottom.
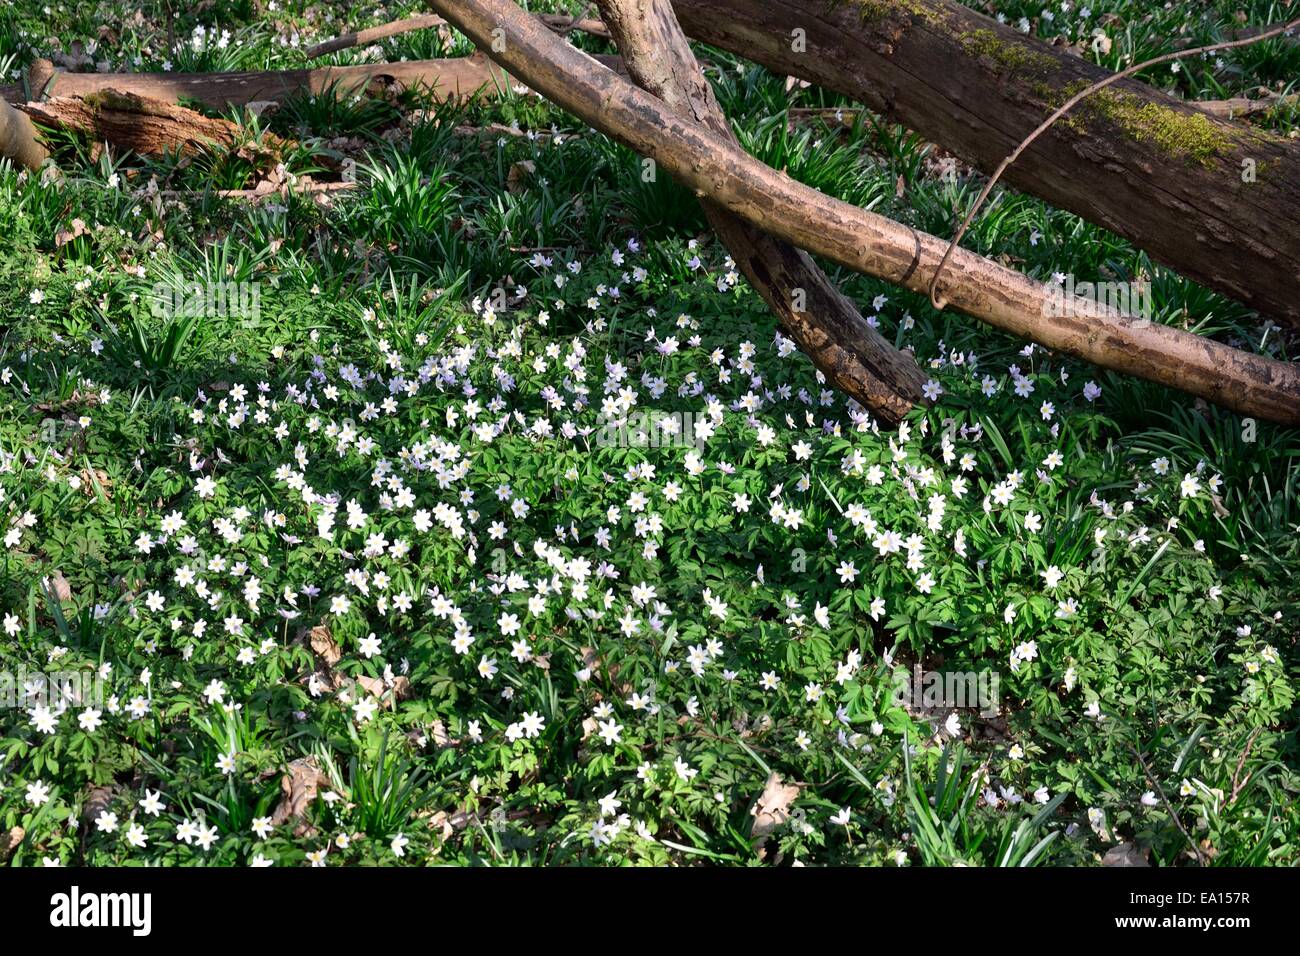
1087, 90, 1232, 166
957, 28, 1055, 74
1038, 81, 1234, 166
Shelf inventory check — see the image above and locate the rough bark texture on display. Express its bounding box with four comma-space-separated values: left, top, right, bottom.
669, 0, 1300, 328
426, 0, 1300, 424
20, 91, 284, 156
597, 0, 924, 424
0, 97, 50, 169
2, 53, 618, 112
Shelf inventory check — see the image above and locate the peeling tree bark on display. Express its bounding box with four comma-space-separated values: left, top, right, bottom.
670, 0, 1300, 329
425, 0, 1300, 424
596, 0, 925, 424
20, 91, 286, 156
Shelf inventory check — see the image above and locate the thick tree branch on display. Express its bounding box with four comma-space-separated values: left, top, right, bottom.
596, 0, 924, 424
928, 16, 1300, 311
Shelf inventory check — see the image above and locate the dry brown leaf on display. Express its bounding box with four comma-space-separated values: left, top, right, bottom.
750, 772, 801, 841
55, 218, 89, 247
507, 159, 536, 192
1101, 842, 1150, 867
430, 811, 455, 840
356, 674, 413, 706
0, 826, 24, 860
430, 809, 475, 840
46, 570, 73, 603
306, 624, 341, 666
424, 719, 450, 748
79, 467, 111, 499
271, 756, 328, 835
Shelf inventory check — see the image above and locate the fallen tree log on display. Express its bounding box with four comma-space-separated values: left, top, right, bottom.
596, 0, 924, 424
669, 0, 1300, 329
426, 0, 1300, 424
1, 52, 617, 112
20, 90, 286, 156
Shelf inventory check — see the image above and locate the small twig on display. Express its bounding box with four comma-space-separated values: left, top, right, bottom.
1174, 21, 1299, 49
1130, 742, 1209, 867
453, 121, 575, 140
928, 16, 1300, 311
1228, 727, 1262, 805
155, 181, 357, 201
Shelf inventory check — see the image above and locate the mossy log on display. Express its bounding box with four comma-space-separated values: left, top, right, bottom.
670, 0, 1300, 329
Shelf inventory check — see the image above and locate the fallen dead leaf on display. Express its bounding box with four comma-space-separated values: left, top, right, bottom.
356, 674, 413, 706
750, 772, 802, 841
271, 756, 329, 835
45, 570, 73, 603
79, 467, 112, 499
507, 159, 536, 192
1102, 842, 1150, 867
55, 218, 89, 248
0, 826, 24, 860
430, 809, 475, 840
305, 624, 341, 666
